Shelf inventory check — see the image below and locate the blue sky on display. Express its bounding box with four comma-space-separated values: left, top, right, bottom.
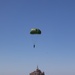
0, 0, 75, 75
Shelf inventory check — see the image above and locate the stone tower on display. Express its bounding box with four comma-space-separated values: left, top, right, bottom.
30, 66, 45, 75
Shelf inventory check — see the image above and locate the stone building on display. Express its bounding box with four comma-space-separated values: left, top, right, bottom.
30, 66, 45, 75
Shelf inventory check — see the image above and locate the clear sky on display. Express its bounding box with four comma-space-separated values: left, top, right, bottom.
0, 0, 75, 75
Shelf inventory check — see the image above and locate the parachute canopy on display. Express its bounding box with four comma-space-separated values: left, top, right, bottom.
30, 28, 41, 34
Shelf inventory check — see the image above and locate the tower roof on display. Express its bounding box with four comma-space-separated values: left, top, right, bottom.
36, 66, 41, 73
30, 66, 45, 75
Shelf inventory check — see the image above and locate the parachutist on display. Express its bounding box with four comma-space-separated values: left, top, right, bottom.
30, 28, 41, 48
33, 44, 35, 48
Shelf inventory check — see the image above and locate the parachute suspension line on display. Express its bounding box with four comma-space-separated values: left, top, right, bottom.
33, 37, 36, 48
31, 36, 36, 48
30, 36, 36, 48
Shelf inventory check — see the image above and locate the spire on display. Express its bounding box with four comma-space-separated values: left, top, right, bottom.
37, 65, 38, 69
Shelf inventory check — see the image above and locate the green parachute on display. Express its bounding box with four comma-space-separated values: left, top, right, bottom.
30, 28, 41, 34
30, 28, 41, 48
